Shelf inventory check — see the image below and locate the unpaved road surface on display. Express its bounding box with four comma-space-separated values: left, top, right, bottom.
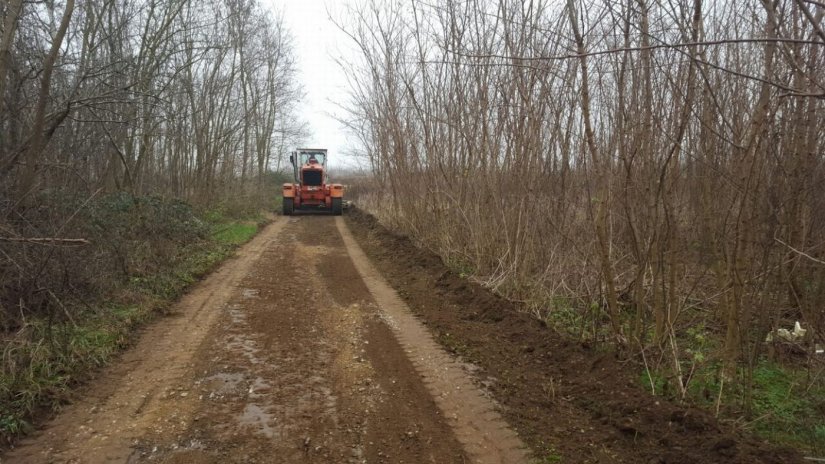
343, 209, 802, 464
2, 211, 803, 464
3, 216, 526, 464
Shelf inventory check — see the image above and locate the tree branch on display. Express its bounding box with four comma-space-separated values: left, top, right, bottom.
0, 237, 91, 246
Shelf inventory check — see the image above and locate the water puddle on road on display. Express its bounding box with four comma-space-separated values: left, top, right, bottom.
215, 298, 287, 440
225, 334, 264, 365
238, 403, 277, 438
242, 288, 260, 299
225, 303, 268, 366
200, 372, 245, 397
227, 303, 246, 324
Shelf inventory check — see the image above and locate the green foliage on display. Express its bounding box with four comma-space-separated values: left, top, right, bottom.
640, 369, 668, 396
540, 455, 562, 464
212, 222, 258, 246
0, 415, 28, 436
533, 442, 562, 463
815, 425, 825, 446
546, 305, 582, 336
747, 364, 825, 452
636, 317, 824, 453
444, 257, 476, 279
684, 324, 709, 364
641, 359, 825, 454
204, 202, 262, 249
2, 315, 125, 440
541, 297, 603, 341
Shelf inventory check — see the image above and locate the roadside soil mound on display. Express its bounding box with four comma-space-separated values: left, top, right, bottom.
345, 207, 802, 464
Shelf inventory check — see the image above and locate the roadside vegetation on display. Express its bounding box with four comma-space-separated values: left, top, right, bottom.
342, 0, 825, 454
0, 0, 300, 445
0, 195, 268, 441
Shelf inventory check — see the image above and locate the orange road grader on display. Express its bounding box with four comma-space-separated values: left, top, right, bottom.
282, 148, 344, 215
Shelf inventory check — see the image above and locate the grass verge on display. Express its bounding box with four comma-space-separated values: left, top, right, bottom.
0, 206, 268, 445
641, 360, 825, 455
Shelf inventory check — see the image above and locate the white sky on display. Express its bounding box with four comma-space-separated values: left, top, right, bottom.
263, 0, 360, 171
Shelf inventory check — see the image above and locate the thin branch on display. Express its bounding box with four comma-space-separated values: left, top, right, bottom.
444, 38, 821, 95
794, 0, 825, 46
774, 237, 825, 265
0, 237, 91, 246
451, 37, 825, 63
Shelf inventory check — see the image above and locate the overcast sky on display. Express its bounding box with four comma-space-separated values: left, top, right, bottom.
263, 0, 360, 170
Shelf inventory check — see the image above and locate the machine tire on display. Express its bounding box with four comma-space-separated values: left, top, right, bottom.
331, 198, 343, 216
282, 197, 294, 216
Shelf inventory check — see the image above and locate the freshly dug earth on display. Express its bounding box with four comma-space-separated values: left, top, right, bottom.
2, 210, 802, 464
345, 207, 802, 464
130, 216, 469, 463
4, 216, 502, 464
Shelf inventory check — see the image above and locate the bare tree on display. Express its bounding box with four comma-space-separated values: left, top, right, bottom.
342, 0, 825, 401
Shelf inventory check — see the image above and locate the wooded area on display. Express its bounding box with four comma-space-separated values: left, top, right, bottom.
0, 0, 303, 323
2, 0, 824, 453
0, 0, 302, 204
343, 0, 824, 444
0, 0, 301, 437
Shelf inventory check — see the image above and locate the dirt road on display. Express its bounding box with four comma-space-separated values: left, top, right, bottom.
3, 216, 527, 464
2, 212, 803, 464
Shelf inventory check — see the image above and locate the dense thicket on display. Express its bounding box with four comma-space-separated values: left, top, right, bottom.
344, 0, 824, 395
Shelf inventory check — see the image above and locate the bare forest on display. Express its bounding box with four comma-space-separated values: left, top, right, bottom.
0, 0, 301, 438
1, 0, 302, 204
1, 0, 824, 456
343, 0, 825, 449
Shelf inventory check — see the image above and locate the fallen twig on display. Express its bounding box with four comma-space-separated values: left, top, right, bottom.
0, 237, 90, 246
774, 236, 825, 265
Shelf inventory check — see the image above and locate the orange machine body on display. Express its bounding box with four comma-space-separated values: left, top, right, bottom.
282, 148, 344, 215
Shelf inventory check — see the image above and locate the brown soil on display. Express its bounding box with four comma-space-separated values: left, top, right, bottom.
3, 215, 521, 464
2, 217, 288, 464
151, 215, 468, 463
2, 209, 802, 464
344, 207, 803, 464
337, 218, 529, 463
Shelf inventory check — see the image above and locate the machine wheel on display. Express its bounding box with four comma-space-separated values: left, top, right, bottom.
282, 197, 294, 216
331, 198, 343, 216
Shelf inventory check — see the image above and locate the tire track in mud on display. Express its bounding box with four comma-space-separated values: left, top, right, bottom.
336, 217, 530, 464
2, 215, 528, 464
121, 216, 469, 463
136, 222, 350, 462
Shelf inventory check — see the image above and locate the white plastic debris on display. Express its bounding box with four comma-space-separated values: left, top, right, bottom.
765, 321, 807, 343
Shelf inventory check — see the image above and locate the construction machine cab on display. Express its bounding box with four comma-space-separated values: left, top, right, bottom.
289, 149, 327, 185
300, 151, 326, 166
